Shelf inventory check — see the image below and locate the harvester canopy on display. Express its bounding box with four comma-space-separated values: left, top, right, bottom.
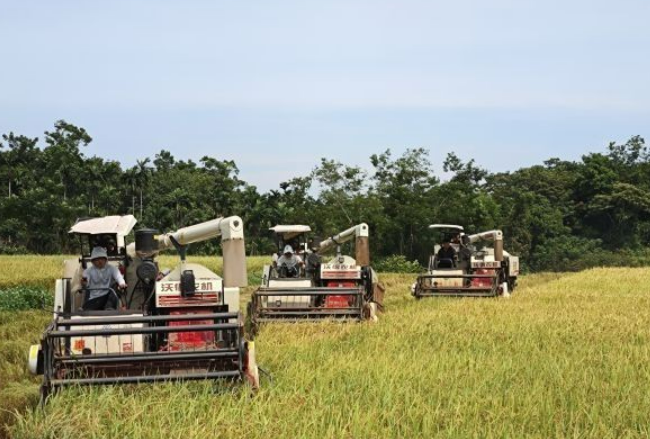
428, 224, 464, 231
269, 225, 312, 240
69, 215, 137, 236
68, 215, 137, 259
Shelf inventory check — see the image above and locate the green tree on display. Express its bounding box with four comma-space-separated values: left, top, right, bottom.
0, 133, 39, 198
370, 148, 439, 260
42, 120, 92, 202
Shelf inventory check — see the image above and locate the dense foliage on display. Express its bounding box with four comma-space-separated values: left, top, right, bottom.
0, 286, 53, 311
373, 255, 422, 273
1, 120, 648, 271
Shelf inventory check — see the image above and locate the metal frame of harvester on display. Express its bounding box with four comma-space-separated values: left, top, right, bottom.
28, 215, 259, 400
412, 224, 519, 298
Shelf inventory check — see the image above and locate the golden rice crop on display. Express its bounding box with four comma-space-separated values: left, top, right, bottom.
0, 256, 76, 290
0, 255, 270, 291
2, 261, 650, 438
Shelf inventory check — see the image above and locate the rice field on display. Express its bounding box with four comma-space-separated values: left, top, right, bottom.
0, 255, 270, 292
1, 256, 650, 438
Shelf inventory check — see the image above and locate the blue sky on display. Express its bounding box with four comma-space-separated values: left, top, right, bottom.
1, 0, 648, 190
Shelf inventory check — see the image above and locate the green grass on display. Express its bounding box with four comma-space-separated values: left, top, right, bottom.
2, 259, 650, 438
0, 311, 51, 438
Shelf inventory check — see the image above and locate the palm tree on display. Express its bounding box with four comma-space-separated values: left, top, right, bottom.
86, 158, 104, 213
135, 158, 152, 221
124, 167, 138, 215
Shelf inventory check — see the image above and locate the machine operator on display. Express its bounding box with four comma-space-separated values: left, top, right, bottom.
305, 237, 322, 278
436, 239, 457, 268
275, 245, 305, 278
81, 246, 127, 310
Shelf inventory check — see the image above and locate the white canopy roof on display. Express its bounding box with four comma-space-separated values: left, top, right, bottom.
269, 225, 312, 234
69, 215, 137, 236
269, 225, 311, 240
428, 224, 464, 231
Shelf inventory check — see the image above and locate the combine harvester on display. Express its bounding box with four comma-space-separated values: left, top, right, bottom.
248, 223, 384, 331
412, 224, 519, 298
28, 215, 259, 400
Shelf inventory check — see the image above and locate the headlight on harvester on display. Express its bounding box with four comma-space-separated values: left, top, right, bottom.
28, 344, 43, 375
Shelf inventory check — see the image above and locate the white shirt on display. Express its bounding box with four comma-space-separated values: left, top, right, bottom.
276, 254, 303, 268
83, 265, 125, 299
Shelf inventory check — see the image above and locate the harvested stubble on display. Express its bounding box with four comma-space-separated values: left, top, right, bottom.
2, 263, 650, 438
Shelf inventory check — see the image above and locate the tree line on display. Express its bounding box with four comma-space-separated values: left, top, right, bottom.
1, 120, 649, 272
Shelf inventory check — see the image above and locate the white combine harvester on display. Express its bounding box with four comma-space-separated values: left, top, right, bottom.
248, 223, 384, 330
28, 215, 259, 400
412, 224, 520, 298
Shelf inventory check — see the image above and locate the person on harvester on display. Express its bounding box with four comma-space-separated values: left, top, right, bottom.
436, 239, 457, 268
275, 245, 304, 278
81, 246, 127, 310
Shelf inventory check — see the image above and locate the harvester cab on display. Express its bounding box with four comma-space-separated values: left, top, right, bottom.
248, 223, 385, 331
61, 215, 136, 312
426, 224, 465, 270
412, 224, 520, 298
269, 224, 311, 279
29, 215, 259, 401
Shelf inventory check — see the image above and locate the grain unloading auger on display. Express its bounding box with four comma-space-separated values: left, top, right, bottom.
411, 224, 520, 298
28, 215, 259, 400
248, 223, 385, 330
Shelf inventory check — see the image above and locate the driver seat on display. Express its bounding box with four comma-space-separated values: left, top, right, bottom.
437, 258, 454, 269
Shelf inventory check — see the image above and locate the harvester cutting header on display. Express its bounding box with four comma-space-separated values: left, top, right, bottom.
248, 223, 384, 330
412, 224, 519, 298
29, 214, 259, 400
